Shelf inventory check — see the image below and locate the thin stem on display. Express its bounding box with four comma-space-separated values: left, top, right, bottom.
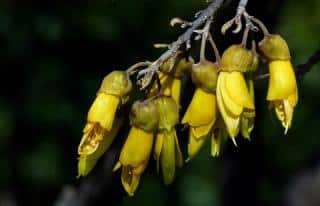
241, 26, 250, 47
251, 17, 270, 36
200, 20, 211, 61
208, 34, 221, 64
200, 33, 207, 61
137, 0, 224, 89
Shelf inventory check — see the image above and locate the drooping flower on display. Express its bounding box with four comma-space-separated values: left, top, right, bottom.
216, 45, 255, 143
78, 71, 132, 156
181, 61, 218, 161
259, 34, 298, 133
113, 100, 159, 196
154, 96, 183, 185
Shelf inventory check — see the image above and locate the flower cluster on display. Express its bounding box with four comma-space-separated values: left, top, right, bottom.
76, 20, 298, 196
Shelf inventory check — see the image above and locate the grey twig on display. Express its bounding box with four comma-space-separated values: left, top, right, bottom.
137, 0, 225, 89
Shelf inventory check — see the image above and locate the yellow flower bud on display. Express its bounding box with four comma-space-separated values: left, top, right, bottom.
113, 126, 154, 196
98, 71, 132, 103
191, 61, 218, 93
259, 34, 291, 61
160, 53, 191, 78
216, 71, 255, 140
149, 72, 182, 105
173, 58, 192, 78
78, 118, 122, 177
221, 45, 254, 72
130, 100, 159, 132
151, 57, 191, 105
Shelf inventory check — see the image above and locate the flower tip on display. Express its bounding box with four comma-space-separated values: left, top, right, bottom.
185, 158, 191, 163
113, 161, 122, 172
211, 151, 219, 157
231, 137, 238, 147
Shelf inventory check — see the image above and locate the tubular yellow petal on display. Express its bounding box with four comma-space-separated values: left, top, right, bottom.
288, 87, 298, 107
187, 130, 207, 161
161, 74, 174, 97
154, 133, 164, 173
283, 99, 294, 134
240, 116, 254, 140
121, 165, 143, 196
211, 133, 221, 157
171, 78, 182, 105
217, 75, 240, 138
191, 116, 216, 139
220, 72, 243, 116
160, 130, 176, 185
182, 88, 216, 126
119, 127, 154, 167
225, 72, 254, 109
88, 93, 120, 131
113, 161, 122, 172
273, 99, 294, 134
267, 60, 297, 100
78, 118, 122, 176
78, 123, 105, 155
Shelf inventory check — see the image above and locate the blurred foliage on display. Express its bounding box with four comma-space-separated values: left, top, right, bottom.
0, 0, 319, 206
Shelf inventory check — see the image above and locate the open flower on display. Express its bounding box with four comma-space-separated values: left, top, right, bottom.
113, 100, 159, 196
154, 96, 183, 185
217, 45, 255, 143
182, 61, 218, 160
78, 71, 132, 156
78, 118, 122, 177
259, 34, 298, 133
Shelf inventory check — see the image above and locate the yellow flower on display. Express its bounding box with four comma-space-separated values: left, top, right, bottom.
182, 61, 218, 160
217, 45, 255, 142
154, 96, 183, 185
78, 118, 122, 177
259, 34, 298, 133
113, 100, 159, 196
113, 126, 153, 196
78, 71, 132, 156
149, 56, 191, 105
216, 71, 254, 140
267, 60, 298, 133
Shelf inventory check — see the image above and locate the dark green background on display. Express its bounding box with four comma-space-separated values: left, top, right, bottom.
0, 0, 319, 205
